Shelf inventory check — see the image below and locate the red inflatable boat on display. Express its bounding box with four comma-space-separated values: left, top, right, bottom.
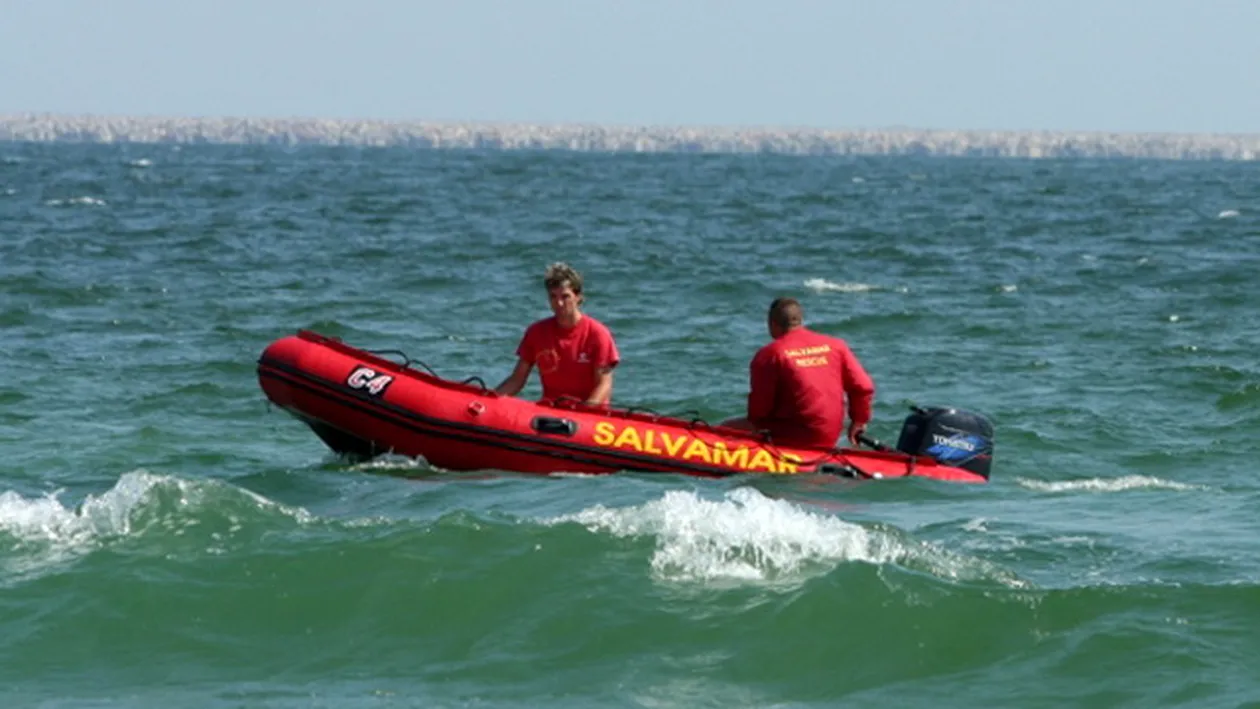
256, 330, 995, 482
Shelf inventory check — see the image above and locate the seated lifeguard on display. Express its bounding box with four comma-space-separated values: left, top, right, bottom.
494, 262, 620, 406
722, 297, 875, 447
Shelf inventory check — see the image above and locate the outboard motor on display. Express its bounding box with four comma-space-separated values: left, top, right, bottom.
895, 406, 995, 478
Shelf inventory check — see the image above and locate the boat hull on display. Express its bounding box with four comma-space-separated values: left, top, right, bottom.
257, 331, 987, 483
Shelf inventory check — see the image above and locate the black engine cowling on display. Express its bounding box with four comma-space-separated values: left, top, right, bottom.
895, 406, 995, 478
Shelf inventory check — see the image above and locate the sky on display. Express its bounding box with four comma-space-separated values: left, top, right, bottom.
2, 0, 1258, 135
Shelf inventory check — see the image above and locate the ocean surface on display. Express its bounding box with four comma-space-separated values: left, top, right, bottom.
2, 143, 1258, 708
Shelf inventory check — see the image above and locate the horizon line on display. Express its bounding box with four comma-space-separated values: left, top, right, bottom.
5, 110, 1260, 139
3, 112, 1258, 161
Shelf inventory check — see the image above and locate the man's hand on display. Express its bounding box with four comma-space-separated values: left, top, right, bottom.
847, 421, 868, 446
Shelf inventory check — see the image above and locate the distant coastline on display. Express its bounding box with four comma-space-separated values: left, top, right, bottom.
2, 112, 1258, 161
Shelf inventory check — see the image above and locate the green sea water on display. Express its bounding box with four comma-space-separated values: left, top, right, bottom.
1, 143, 1259, 707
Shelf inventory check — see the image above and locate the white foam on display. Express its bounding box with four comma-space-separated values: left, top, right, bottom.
349, 454, 428, 472
127, 158, 153, 168
0, 473, 159, 545
0, 471, 310, 583
804, 278, 906, 294
998, 284, 1018, 293
44, 196, 107, 207
1051, 536, 1096, 546
549, 488, 1027, 588
0, 473, 165, 583
549, 487, 899, 582
1017, 475, 1204, 493
1218, 209, 1240, 219
962, 517, 989, 532
631, 674, 765, 709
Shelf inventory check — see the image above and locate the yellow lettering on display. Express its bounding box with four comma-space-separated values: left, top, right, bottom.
748, 449, 777, 472
660, 432, 687, 457
594, 421, 616, 445
682, 438, 712, 463
593, 422, 803, 474
784, 345, 831, 359
642, 429, 664, 455
613, 426, 644, 452
777, 453, 803, 474
712, 442, 750, 469
794, 356, 828, 367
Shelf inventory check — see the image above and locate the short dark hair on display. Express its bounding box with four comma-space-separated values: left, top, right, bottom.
544, 262, 583, 295
768, 297, 804, 330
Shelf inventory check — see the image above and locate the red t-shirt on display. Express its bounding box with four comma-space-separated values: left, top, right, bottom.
517, 315, 620, 403
746, 327, 875, 448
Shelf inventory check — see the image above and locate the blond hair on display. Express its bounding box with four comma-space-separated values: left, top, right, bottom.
543, 262, 584, 295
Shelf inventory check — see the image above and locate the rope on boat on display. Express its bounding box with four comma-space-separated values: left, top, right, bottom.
363, 348, 440, 378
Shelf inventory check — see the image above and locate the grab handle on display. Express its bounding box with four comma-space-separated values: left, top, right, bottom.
531, 416, 578, 437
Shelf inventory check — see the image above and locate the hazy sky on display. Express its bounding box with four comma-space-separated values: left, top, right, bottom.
3, 0, 1257, 134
